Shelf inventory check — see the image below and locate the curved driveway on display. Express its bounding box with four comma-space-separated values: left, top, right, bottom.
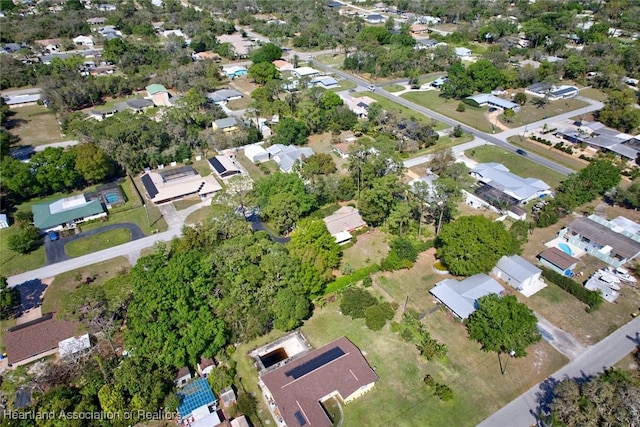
44, 223, 144, 265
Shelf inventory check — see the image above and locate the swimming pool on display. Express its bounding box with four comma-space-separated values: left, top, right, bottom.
558, 242, 573, 256
105, 192, 119, 204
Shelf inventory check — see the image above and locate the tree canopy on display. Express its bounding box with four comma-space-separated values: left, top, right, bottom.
250, 43, 283, 64
436, 215, 520, 275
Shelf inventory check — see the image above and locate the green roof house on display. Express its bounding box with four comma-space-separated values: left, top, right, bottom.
146, 84, 172, 107
32, 194, 106, 231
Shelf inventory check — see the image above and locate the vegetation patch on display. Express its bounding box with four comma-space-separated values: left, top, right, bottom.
64, 228, 132, 258
540, 267, 603, 311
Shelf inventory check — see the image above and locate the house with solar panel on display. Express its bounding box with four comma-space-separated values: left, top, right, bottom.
257, 336, 378, 427
176, 378, 222, 426
140, 165, 222, 204
208, 155, 243, 178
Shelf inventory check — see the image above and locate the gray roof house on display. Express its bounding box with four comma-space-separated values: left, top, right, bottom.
492, 255, 545, 296
206, 89, 242, 105
430, 274, 504, 319
471, 163, 552, 205
266, 144, 314, 173
466, 94, 520, 111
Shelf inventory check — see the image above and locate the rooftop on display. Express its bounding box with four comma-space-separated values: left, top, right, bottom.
293, 66, 320, 76
32, 195, 105, 230
471, 163, 550, 202
141, 169, 222, 203
146, 84, 168, 95
538, 247, 579, 270
466, 94, 519, 110
323, 206, 366, 235
495, 255, 541, 282
567, 216, 640, 259
176, 378, 217, 420
430, 274, 504, 319
261, 336, 378, 427
206, 89, 242, 103
214, 117, 238, 129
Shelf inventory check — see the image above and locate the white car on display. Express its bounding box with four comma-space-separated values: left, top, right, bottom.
605, 266, 637, 283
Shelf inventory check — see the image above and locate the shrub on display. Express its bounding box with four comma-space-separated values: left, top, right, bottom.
325, 264, 381, 294
452, 124, 464, 137
456, 103, 466, 112
463, 98, 480, 108
434, 383, 454, 401
396, 312, 447, 360
7, 224, 41, 254
340, 287, 377, 318
381, 237, 424, 271
364, 302, 395, 330
541, 267, 603, 311
362, 276, 373, 287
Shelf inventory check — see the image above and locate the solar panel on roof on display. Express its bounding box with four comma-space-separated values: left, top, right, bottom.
285, 347, 345, 379
294, 411, 307, 426
160, 165, 196, 182
177, 379, 216, 419
141, 174, 159, 199
208, 157, 226, 174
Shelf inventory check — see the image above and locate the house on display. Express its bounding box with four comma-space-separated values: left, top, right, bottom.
174, 367, 192, 387
415, 38, 438, 49
260, 336, 378, 427
492, 255, 545, 296
549, 85, 578, 99
3, 313, 81, 367
266, 144, 314, 173
96, 3, 116, 11
332, 141, 354, 159
141, 166, 222, 204
58, 333, 91, 358
339, 94, 377, 118
212, 117, 239, 132
554, 122, 639, 162
73, 35, 94, 46
538, 247, 579, 276
206, 89, 242, 106
2, 93, 41, 108
364, 14, 385, 24
519, 59, 541, 69
326, 0, 342, 7
292, 66, 320, 78
86, 17, 106, 25
208, 155, 242, 178
560, 215, 640, 267
409, 175, 437, 202
218, 34, 253, 57
162, 29, 190, 44
98, 26, 122, 40
466, 94, 520, 112
455, 47, 472, 58
90, 65, 117, 76
419, 15, 442, 25
310, 76, 338, 88
323, 206, 367, 244
223, 65, 248, 79
192, 50, 220, 61
244, 144, 270, 163
88, 107, 117, 121
0, 213, 8, 228
273, 59, 294, 72
114, 98, 154, 113
176, 378, 220, 425
230, 416, 250, 427
219, 386, 236, 407
197, 357, 215, 378
471, 163, 552, 206
410, 24, 430, 36
430, 274, 505, 319
145, 84, 172, 107
32, 194, 106, 231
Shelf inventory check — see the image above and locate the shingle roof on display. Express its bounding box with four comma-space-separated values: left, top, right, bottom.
430, 274, 504, 319
495, 255, 541, 283
323, 206, 367, 235
213, 117, 238, 129
567, 217, 640, 260
261, 336, 378, 427
207, 89, 242, 103
538, 247, 578, 270
32, 197, 105, 230
4, 313, 81, 365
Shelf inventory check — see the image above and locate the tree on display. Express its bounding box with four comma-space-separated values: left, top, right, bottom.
514, 92, 527, 106
427, 148, 455, 175
468, 59, 504, 93
273, 117, 310, 145
0, 277, 20, 320
301, 153, 336, 180
74, 143, 115, 184
288, 219, 340, 284
467, 294, 541, 374
452, 124, 464, 138
272, 288, 310, 331
358, 175, 404, 225
436, 216, 520, 275
250, 43, 283, 64
365, 302, 395, 330
340, 287, 377, 319
563, 55, 588, 80
7, 224, 41, 254
248, 62, 280, 85
387, 203, 412, 236
599, 89, 640, 133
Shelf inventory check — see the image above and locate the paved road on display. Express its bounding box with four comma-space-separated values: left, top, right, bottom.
477, 316, 640, 427
403, 137, 487, 168
34, 140, 79, 152
44, 222, 144, 265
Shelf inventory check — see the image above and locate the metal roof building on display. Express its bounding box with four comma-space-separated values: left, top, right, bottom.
430, 274, 504, 319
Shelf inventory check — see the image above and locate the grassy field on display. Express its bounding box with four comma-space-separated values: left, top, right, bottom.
192, 158, 213, 177
353, 92, 446, 130
0, 226, 46, 277
6, 105, 61, 146
465, 145, 567, 189
329, 79, 357, 92
173, 198, 202, 211
342, 229, 390, 270
401, 91, 494, 133
384, 84, 406, 92
579, 87, 609, 102
314, 53, 346, 67
507, 137, 587, 172
41, 257, 130, 313
64, 228, 132, 258
235, 151, 279, 180
184, 206, 212, 225
498, 98, 589, 128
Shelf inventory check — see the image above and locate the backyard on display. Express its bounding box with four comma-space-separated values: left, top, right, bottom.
5, 105, 62, 146
235, 151, 279, 180
341, 229, 390, 270
465, 145, 567, 189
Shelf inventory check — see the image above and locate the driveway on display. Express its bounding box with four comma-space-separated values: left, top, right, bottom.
45, 223, 144, 264
535, 312, 587, 361
248, 215, 290, 244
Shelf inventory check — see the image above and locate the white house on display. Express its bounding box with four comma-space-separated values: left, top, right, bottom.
455, 47, 472, 58
492, 255, 546, 297
364, 14, 385, 24
73, 35, 94, 47
310, 76, 338, 89
244, 144, 270, 163
430, 274, 504, 320
266, 144, 314, 173
292, 66, 320, 78
471, 163, 552, 205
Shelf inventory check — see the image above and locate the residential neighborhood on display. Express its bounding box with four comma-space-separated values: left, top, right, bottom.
0, 0, 639, 427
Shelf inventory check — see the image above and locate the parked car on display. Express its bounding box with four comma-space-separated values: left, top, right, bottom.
516, 149, 527, 156
48, 230, 59, 241
368, 84, 376, 92
348, 88, 357, 93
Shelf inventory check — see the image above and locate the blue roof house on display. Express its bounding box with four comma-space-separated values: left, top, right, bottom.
176, 378, 219, 424
430, 274, 504, 319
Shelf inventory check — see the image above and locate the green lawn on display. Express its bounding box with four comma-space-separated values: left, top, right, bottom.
329, 79, 357, 92
7, 105, 61, 146
192, 158, 213, 177
401, 91, 494, 133
184, 206, 212, 225
465, 145, 567, 189
0, 318, 17, 353
235, 151, 279, 180
498, 98, 589, 127
64, 228, 132, 258
353, 92, 447, 130
341, 229, 389, 270
578, 87, 608, 102
384, 84, 406, 93
173, 199, 202, 211
507, 136, 586, 172
0, 226, 46, 277
314, 53, 346, 67
41, 257, 130, 314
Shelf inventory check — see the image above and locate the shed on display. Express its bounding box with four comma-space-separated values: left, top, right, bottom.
244, 144, 269, 163
492, 255, 544, 296
455, 47, 472, 57
538, 247, 578, 275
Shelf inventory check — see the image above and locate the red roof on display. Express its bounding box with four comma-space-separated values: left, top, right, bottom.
538, 247, 579, 270
4, 313, 81, 365
261, 336, 378, 427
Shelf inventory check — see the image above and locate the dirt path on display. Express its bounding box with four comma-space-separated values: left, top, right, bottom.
485, 109, 510, 131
